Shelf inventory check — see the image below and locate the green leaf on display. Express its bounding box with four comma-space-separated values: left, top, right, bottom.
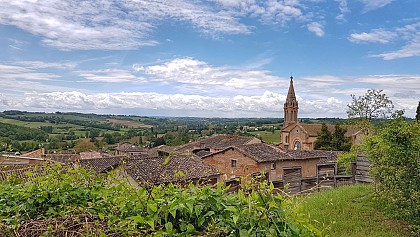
239, 229, 250, 237
146, 219, 155, 230
194, 205, 203, 217
127, 215, 144, 224
148, 203, 158, 213
225, 206, 237, 212
233, 214, 239, 224
165, 222, 173, 235
163, 157, 171, 166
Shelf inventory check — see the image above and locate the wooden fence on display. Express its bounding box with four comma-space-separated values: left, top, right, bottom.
276, 154, 374, 195
226, 154, 374, 195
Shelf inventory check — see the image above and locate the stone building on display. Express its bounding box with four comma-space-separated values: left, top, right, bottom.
279, 76, 361, 151
201, 143, 337, 181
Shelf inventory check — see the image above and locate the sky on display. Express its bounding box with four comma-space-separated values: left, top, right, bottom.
0, 0, 419, 118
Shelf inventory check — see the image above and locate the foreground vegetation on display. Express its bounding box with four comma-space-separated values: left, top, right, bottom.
299, 184, 411, 237
0, 164, 320, 236
363, 118, 419, 233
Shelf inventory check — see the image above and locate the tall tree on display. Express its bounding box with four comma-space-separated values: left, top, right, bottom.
331, 124, 351, 151
416, 101, 420, 122
314, 123, 332, 150
347, 89, 394, 122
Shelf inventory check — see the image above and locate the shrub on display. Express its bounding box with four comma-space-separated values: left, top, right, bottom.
363, 119, 420, 233
0, 164, 321, 236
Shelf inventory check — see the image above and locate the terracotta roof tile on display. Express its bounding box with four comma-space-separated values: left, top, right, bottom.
45, 154, 80, 164
0, 165, 46, 181
236, 143, 290, 162
286, 150, 339, 162
115, 143, 146, 152
175, 134, 260, 152
78, 156, 125, 173
125, 155, 220, 185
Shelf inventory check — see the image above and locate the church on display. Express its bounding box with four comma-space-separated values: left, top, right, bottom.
279, 76, 361, 151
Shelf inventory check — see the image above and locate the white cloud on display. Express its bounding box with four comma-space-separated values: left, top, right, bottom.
0, 90, 350, 118
371, 36, 420, 60
14, 61, 77, 69
307, 22, 325, 37
349, 23, 420, 60
349, 29, 397, 43
0, 64, 60, 81
133, 57, 285, 95
78, 69, 145, 83
336, 0, 350, 22
0, 1, 332, 50
359, 0, 394, 12
0, 0, 249, 50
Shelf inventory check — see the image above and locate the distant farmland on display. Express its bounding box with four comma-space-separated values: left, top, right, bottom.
248, 130, 281, 144
107, 119, 153, 128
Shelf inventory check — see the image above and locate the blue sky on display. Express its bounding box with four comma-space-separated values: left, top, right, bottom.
0, 0, 419, 118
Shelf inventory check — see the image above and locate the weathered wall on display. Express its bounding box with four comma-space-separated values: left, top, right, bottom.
202, 148, 259, 181
259, 158, 320, 181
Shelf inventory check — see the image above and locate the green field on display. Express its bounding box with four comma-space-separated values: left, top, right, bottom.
298, 184, 410, 237
248, 129, 281, 144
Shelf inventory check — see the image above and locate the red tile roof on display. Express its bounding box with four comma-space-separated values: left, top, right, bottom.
125, 155, 220, 185
202, 143, 338, 163
78, 156, 126, 173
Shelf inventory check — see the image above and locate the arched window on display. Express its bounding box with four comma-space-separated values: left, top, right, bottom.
293, 140, 301, 151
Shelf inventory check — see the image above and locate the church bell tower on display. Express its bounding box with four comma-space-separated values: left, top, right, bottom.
283, 76, 298, 128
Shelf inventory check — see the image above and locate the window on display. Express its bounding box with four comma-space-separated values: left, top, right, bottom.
294, 140, 301, 151
231, 159, 237, 168
271, 162, 276, 170
285, 135, 289, 143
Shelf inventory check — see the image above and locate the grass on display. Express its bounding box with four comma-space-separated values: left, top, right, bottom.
248, 130, 281, 144
296, 184, 410, 237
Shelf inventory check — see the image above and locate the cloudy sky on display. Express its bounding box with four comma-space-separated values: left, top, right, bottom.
0, 0, 419, 118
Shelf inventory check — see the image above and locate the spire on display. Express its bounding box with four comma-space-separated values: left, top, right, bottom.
287, 76, 296, 100
283, 75, 298, 128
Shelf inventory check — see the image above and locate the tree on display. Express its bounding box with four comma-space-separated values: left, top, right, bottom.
416, 101, 420, 122
314, 123, 332, 150
347, 89, 394, 122
363, 119, 420, 230
331, 124, 351, 151
314, 124, 351, 151
74, 140, 97, 153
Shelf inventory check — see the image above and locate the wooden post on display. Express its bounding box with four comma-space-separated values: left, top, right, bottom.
351, 161, 356, 183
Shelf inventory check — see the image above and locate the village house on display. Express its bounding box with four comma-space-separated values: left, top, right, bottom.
148, 134, 261, 157
279, 76, 362, 151
201, 142, 337, 182
115, 143, 148, 156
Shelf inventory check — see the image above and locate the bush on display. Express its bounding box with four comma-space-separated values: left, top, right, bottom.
0, 164, 321, 236
363, 119, 420, 233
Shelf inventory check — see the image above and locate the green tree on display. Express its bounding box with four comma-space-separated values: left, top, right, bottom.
314, 123, 332, 150
363, 119, 420, 231
74, 140, 97, 153
416, 101, 420, 122
331, 124, 351, 151
347, 89, 394, 122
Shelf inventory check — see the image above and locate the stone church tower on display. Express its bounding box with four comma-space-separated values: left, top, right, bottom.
280, 76, 361, 151
283, 76, 298, 127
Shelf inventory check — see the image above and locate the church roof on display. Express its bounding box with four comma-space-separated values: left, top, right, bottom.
299, 124, 360, 137
282, 123, 360, 137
